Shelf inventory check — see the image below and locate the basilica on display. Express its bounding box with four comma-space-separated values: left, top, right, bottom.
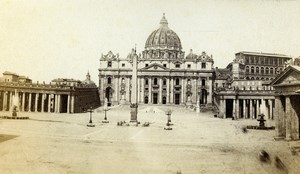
99, 14, 214, 108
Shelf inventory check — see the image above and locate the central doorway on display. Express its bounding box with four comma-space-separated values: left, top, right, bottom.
153, 93, 158, 104
105, 87, 113, 106
175, 93, 180, 105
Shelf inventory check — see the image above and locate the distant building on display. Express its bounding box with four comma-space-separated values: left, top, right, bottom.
294, 57, 300, 66
271, 65, 300, 140
229, 51, 292, 81
99, 14, 214, 108
214, 51, 292, 120
0, 72, 100, 113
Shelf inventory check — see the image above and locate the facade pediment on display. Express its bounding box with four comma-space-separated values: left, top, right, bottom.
141, 63, 169, 71
101, 51, 119, 61
271, 66, 300, 86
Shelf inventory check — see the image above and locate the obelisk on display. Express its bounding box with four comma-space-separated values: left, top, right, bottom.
130, 49, 138, 122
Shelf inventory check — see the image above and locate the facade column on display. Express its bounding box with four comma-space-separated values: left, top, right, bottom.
28, 93, 32, 112
149, 78, 152, 104
115, 77, 119, 104
22, 92, 25, 112
41, 93, 45, 112
181, 78, 184, 104
67, 94, 70, 113
48, 94, 51, 113
285, 96, 292, 140
166, 78, 170, 104
141, 78, 144, 104
35, 93, 39, 112
220, 99, 226, 119
159, 78, 162, 104
170, 78, 173, 104
249, 99, 253, 119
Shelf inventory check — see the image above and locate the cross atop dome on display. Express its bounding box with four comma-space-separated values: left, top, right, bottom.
160, 13, 168, 28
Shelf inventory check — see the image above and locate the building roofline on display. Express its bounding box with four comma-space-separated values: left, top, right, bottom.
235, 51, 292, 58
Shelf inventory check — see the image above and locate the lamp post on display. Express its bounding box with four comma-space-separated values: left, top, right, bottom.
102, 98, 109, 123
87, 107, 95, 127
165, 110, 172, 126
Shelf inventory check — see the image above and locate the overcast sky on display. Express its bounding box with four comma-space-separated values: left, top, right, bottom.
1, 0, 300, 83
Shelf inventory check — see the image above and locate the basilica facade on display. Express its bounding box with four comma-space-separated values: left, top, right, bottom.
99, 15, 214, 108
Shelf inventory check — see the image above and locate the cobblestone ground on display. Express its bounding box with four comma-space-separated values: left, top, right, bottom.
0, 105, 299, 174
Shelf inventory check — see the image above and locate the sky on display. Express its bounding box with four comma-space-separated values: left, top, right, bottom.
1, 0, 300, 83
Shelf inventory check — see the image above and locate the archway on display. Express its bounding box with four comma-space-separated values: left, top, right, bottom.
105, 87, 113, 106
200, 89, 207, 104
291, 95, 300, 139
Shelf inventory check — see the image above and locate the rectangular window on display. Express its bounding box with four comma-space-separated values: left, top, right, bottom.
122, 63, 125, 67
145, 64, 149, 67
201, 63, 206, 69
187, 64, 191, 68
175, 64, 180, 68
107, 61, 112, 67
163, 64, 167, 67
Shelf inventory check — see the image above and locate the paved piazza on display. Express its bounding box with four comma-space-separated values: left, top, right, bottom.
0, 105, 299, 174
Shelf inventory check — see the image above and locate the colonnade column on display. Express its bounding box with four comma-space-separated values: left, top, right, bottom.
67, 94, 70, 113
55, 94, 58, 113
35, 93, 39, 112
256, 99, 260, 117
249, 99, 253, 119
270, 99, 273, 119
9, 91, 13, 111
28, 93, 32, 112
41, 93, 45, 112
236, 99, 240, 119
57, 95, 61, 113
71, 95, 75, 113
48, 94, 51, 113
243, 99, 247, 119
2, 92, 7, 111
22, 92, 25, 112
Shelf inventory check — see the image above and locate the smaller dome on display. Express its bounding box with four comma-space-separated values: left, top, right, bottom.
82, 72, 96, 87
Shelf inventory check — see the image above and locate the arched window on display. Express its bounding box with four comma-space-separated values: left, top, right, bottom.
251, 77, 254, 80
246, 66, 249, 73
107, 77, 112, 84
261, 67, 264, 74
251, 66, 254, 74
270, 68, 273, 74
256, 67, 259, 73
163, 79, 166, 85
261, 77, 265, 80
145, 78, 148, 85
162, 96, 166, 104
266, 78, 269, 81
266, 67, 269, 74
154, 78, 158, 85
175, 78, 180, 85
256, 77, 260, 80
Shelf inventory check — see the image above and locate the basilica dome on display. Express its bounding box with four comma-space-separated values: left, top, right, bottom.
145, 14, 182, 51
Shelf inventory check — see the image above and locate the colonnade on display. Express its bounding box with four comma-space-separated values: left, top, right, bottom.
0, 91, 74, 113
219, 98, 274, 120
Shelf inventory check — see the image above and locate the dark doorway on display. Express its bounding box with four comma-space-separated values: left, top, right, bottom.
226, 99, 233, 118
144, 96, 148, 104
291, 95, 300, 139
60, 95, 68, 113
240, 99, 244, 118
175, 93, 180, 105
105, 87, 113, 106
153, 93, 158, 104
